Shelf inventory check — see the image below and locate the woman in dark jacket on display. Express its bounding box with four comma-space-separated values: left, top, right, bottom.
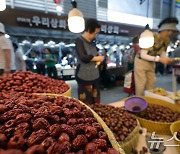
75, 18, 104, 105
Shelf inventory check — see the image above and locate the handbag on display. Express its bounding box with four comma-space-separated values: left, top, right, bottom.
124, 70, 135, 94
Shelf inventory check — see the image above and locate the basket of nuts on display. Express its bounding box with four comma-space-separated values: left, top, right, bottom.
134, 96, 180, 135
0, 92, 124, 154
91, 104, 140, 154
0, 71, 71, 97
170, 120, 180, 151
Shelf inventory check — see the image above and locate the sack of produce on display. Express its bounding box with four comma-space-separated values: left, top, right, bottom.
0, 71, 71, 96
0, 92, 124, 154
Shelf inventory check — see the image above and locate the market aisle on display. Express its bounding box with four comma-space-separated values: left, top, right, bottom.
66, 74, 180, 104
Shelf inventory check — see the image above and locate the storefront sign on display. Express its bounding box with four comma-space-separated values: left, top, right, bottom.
0, 8, 143, 37
100, 24, 129, 34
17, 16, 67, 29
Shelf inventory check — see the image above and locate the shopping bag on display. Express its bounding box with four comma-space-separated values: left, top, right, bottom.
124, 70, 135, 94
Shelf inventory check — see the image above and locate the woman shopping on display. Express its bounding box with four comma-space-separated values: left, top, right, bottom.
75, 18, 104, 105
135, 17, 179, 96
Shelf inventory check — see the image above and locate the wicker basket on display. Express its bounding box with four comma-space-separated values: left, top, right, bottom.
135, 96, 180, 135
34, 86, 71, 97
170, 120, 180, 151
34, 93, 125, 154
119, 120, 140, 154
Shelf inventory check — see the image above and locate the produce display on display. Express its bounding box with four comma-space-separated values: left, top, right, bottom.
0, 92, 119, 154
153, 88, 167, 96
0, 71, 69, 94
90, 104, 137, 142
137, 104, 180, 122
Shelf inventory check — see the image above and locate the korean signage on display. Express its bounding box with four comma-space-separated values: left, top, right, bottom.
100, 24, 129, 35
17, 16, 67, 30
16, 15, 130, 35
0, 8, 143, 36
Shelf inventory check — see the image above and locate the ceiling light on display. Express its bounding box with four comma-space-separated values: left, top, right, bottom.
56, 4, 62, 12
139, 24, 154, 48
0, 0, 6, 11
68, 0, 85, 33
139, 0, 154, 48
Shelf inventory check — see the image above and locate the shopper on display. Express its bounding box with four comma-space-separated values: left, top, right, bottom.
44, 48, 57, 79
0, 22, 15, 75
134, 17, 178, 96
126, 36, 140, 71
13, 42, 25, 71
100, 48, 109, 89
75, 18, 104, 105
36, 52, 46, 75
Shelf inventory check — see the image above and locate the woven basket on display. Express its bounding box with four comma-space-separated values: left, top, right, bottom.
170, 120, 180, 151
135, 96, 180, 135
34, 93, 125, 154
119, 120, 140, 154
34, 86, 71, 97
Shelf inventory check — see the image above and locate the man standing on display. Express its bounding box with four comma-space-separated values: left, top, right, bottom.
0, 22, 15, 75
13, 42, 25, 71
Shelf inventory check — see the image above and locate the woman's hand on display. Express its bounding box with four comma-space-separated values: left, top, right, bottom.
97, 55, 104, 62
159, 57, 173, 64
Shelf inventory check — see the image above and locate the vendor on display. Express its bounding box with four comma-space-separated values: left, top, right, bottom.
75, 18, 104, 105
134, 17, 179, 96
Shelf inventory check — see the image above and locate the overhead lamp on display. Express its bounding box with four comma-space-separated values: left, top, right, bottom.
54, 0, 63, 15
139, 24, 154, 48
56, 4, 62, 12
0, 0, 6, 11
68, 0, 85, 33
139, 0, 154, 48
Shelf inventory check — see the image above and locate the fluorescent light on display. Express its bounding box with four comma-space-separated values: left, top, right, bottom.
108, 10, 153, 28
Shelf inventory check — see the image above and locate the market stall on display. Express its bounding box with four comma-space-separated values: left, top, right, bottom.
0, 71, 179, 154
109, 97, 180, 154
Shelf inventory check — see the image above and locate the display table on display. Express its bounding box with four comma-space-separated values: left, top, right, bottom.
109, 100, 179, 154
62, 68, 75, 76
144, 90, 175, 104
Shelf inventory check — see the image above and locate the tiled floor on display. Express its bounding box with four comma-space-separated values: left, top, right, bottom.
66, 74, 180, 104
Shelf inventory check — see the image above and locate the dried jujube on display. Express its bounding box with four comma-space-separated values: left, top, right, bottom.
137, 104, 180, 122
0, 93, 119, 153
91, 104, 137, 142
0, 71, 70, 94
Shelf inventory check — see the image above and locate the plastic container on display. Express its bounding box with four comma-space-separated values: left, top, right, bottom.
124, 96, 148, 112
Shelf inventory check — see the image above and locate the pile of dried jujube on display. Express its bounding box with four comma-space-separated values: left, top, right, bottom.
0, 71, 69, 94
0, 92, 119, 154
90, 104, 137, 142
137, 104, 180, 122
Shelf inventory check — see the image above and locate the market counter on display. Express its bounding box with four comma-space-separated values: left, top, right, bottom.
109, 100, 179, 154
